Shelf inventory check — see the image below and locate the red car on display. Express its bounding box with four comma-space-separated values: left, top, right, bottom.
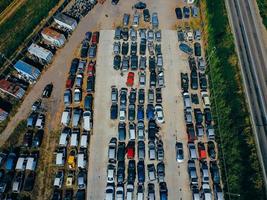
65, 75, 75, 88
92, 31, 99, 44
127, 141, 135, 159
198, 142, 207, 160
87, 61, 96, 76
126, 72, 135, 87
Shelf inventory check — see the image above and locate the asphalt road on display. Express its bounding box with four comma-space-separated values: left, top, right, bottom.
225, 0, 267, 190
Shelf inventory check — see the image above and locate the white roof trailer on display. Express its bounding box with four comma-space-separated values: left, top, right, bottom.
28, 43, 53, 63
54, 13, 77, 31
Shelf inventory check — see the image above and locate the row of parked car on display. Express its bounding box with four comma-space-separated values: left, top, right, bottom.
175, 5, 199, 19
0, 84, 54, 199
52, 31, 99, 200
105, 14, 168, 199
177, 24, 224, 200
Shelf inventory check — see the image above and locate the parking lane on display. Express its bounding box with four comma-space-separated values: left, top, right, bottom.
161, 30, 191, 200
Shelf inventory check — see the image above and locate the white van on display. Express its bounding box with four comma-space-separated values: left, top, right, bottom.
70, 132, 78, 147
83, 111, 91, 131
80, 134, 88, 149
59, 132, 68, 147
61, 108, 71, 126
77, 152, 86, 169
126, 183, 134, 200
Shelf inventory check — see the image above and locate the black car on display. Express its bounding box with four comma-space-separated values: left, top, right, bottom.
148, 120, 159, 141
121, 27, 129, 41
194, 42, 201, 57
117, 161, 125, 183
159, 182, 168, 199
137, 160, 145, 183
120, 88, 128, 106
134, 2, 146, 9
80, 40, 89, 58
155, 88, 162, 103
143, 9, 150, 22
23, 172, 35, 191
190, 69, 198, 90
84, 94, 93, 111
87, 76, 95, 92
194, 108, 203, 124
138, 89, 145, 104
76, 189, 85, 200
32, 130, 44, 148
42, 83, 53, 98
210, 161, 220, 184
149, 56, 156, 72
130, 55, 138, 70
129, 89, 136, 104
175, 7, 183, 19
122, 42, 129, 55
23, 131, 33, 147
117, 142, 125, 161
140, 39, 146, 55
127, 160, 136, 183
64, 189, 73, 200
204, 108, 212, 124
199, 73, 207, 90
112, 0, 119, 5
130, 42, 137, 55
188, 56, 197, 70
207, 141, 216, 160
113, 55, 121, 70
85, 31, 92, 41
150, 70, 157, 88
118, 122, 126, 141
128, 104, 136, 121
148, 183, 155, 198
181, 73, 189, 91
183, 6, 190, 18
155, 43, 161, 56
51, 190, 62, 200
69, 58, 79, 75
110, 104, 118, 120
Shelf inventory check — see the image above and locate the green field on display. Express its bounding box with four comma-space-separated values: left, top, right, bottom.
257, 0, 267, 28
0, 0, 13, 13
0, 0, 60, 68
202, 0, 266, 199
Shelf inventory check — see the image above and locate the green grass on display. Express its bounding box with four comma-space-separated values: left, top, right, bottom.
257, 0, 267, 28
0, 0, 60, 67
202, 0, 266, 199
0, 0, 13, 13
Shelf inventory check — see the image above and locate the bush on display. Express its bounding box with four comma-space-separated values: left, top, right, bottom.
257, 0, 267, 28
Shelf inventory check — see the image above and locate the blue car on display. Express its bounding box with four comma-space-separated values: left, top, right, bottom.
183, 6, 190, 18
146, 104, 155, 120
137, 105, 144, 121
179, 43, 193, 55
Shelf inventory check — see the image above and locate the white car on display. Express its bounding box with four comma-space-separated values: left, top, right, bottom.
158, 71, 165, 88
155, 104, 165, 123
105, 183, 115, 200
126, 183, 134, 200
119, 107, 126, 122
83, 111, 91, 131
113, 41, 121, 55
116, 185, 124, 200
107, 164, 115, 183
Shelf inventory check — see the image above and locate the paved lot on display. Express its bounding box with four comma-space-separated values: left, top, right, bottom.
161, 30, 191, 200
87, 28, 192, 199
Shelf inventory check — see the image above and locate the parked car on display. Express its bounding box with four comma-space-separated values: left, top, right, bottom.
126, 72, 135, 87
159, 182, 168, 200
84, 94, 93, 111
175, 7, 183, 19
117, 161, 125, 183
210, 161, 220, 184
54, 171, 64, 189
200, 162, 210, 183
42, 83, 53, 98
155, 30, 161, 42
183, 6, 190, 18
117, 142, 125, 162
157, 162, 165, 182
198, 142, 207, 160
87, 75, 95, 92
147, 164, 156, 181
127, 160, 136, 183
149, 70, 157, 88
32, 129, 44, 148
191, 69, 198, 90
151, 12, 159, 28
88, 44, 97, 58
194, 42, 201, 57
130, 28, 137, 41
204, 108, 212, 124
179, 43, 193, 55
105, 183, 115, 200
121, 56, 129, 71
181, 73, 189, 91
139, 71, 146, 87
157, 140, 164, 161
155, 104, 165, 123
110, 104, 118, 120
138, 141, 145, 160
113, 41, 121, 55
131, 55, 138, 70
108, 137, 117, 163
23, 172, 35, 191
118, 122, 126, 141
66, 75, 75, 89
188, 142, 197, 160
176, 142, 184, 163
78, 170, 87, 189
130, 42, 137, 55
187, 123, 196, 141
123, 13, 130, 26
122, 42, 129, 55
138, 89, 145, 104
91, 31, 99, 44
107, 164, 115, 183
126, 141, 135, 159
188, 160, 198, 186
137, 160, 145, 183
74, 88, 82, 103
113, 55, 121, 70
207, 141, 216, 160
137, 105, 144, 121
143, 8, 150, 22
139, 56, 146, 70
128, 104, 136, 121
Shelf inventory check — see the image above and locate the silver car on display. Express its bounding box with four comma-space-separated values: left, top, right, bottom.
139, 71, 146, 88
147, 29, 154, 41
113, 41, 121, 55
130, 28, 137, 41
133, 14, 140, 27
